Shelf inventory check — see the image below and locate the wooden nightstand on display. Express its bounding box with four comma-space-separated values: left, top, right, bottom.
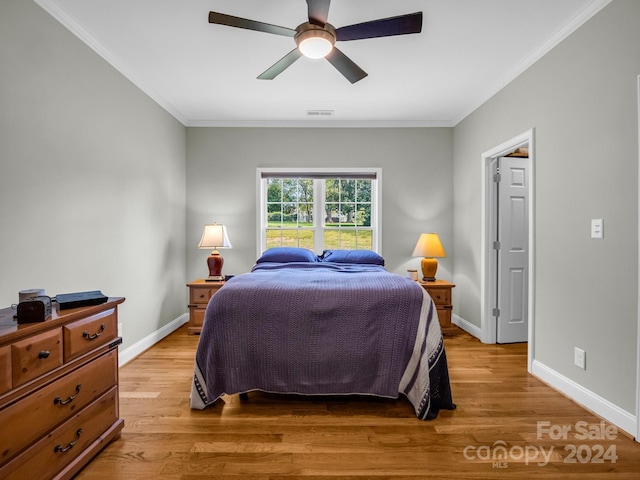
419, 279, 456, 335
187, 279, 225, 334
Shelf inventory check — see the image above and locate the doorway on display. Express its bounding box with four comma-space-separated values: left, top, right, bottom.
481, 130, 535, 370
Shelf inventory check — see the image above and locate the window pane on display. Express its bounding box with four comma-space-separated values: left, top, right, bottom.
282, 179, 299, 202
341, 179, 356, 202
340, 229, 358, 249
267, 178, 283, 202
323, 229, 340, 250
356, 204, 371, 227
266, 230, 281, 249
298, 179, 313, 203
357, 230, 373, 250
280, 229, 300, 247
298, 229, 314, 250
325, 202, 339, 225
325, 179, 339, 202
298, 202, 313, 225
356, 179, 371, 202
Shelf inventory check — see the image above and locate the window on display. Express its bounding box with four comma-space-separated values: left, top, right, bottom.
257, 168, 381, 255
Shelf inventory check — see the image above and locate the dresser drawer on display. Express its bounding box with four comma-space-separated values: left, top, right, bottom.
0, 346, 10, 395
11, 328, 63, 387
0, 349, 118, 466
189, 287, 217, 305
0, 387, 119, 480
63, 308, 118, 362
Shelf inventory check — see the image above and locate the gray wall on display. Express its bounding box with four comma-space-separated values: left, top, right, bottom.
453, 0, 639, 412
186, 127, 453, 282
0, 0, 187, 350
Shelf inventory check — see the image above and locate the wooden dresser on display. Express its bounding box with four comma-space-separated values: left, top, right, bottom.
187, 279, 224, 334
419, 280, 457, 335
0, 297, 125, 480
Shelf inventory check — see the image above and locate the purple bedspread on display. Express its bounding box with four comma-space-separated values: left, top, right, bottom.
191, 263, 454, 419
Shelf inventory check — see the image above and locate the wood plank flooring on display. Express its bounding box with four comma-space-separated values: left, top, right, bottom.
76, 326, 640, 479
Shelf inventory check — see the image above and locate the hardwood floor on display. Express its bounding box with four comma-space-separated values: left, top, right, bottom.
76, 326, 640, 479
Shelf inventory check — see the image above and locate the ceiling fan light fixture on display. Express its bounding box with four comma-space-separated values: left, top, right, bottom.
295, 24, 335, 59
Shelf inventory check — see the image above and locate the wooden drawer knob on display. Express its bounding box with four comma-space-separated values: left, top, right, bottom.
38, 350, 50, 359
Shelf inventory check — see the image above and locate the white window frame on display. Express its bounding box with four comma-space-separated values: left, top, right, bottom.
256, 167, 382, 257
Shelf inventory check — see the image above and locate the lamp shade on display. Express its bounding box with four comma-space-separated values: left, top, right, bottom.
198, 224, 232, 251
412, 233, 446, 258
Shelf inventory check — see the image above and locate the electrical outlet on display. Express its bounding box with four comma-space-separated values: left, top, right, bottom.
118, 323, 123, 338
574, 347, 586, 369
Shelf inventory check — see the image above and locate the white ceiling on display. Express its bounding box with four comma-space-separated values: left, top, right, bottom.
35, 0, 610, 127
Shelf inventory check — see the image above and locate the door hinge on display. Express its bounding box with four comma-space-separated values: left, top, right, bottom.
493, 308, 500, 317
493, 241, 501, 250
493, 173, 501, 183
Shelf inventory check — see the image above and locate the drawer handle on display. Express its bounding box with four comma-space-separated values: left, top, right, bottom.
54, 428, 83, 453
83, 323, 105, 340
38, 350, 50, 359
54, 384, 82, 405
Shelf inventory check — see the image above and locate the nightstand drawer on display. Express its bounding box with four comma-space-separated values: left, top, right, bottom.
187, 280, 226, 334
419, 280, 456, 335
189, 287, 218, 305
189, 307, 206, 330
11, 328, 63, 387
429, 290, 451, 306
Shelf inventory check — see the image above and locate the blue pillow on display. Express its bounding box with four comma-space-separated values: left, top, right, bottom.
256, 247, 319, 263
321, 249, 385, 266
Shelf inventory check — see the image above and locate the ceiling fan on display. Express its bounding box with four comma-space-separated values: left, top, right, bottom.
208, 0, 423, 84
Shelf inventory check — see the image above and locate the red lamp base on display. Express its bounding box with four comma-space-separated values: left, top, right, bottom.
206, 252, 224, 282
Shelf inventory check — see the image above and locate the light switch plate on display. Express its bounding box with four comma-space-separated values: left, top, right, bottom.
574, 347, 586, 369
591, 218, 603, 239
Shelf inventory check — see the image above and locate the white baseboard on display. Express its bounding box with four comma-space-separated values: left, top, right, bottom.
452, 314, 481, 339
531, 359, 637, 438
118, 313, 189, 367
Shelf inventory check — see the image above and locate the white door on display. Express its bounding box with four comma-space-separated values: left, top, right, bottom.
495, 156, 529, 343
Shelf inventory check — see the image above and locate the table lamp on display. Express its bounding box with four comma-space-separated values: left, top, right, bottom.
412, 233, 446, 282
198, 223, 232, 281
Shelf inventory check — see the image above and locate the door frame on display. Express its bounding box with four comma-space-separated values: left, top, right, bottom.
481, 129, 535, 371
635, 75, 640, 443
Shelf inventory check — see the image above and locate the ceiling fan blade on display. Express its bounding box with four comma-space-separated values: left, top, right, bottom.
258, 49, 304, 80
325, 47, 367, 84
335, 12, 423, 41
208, 11, 295, 37
306, 0, 331, 27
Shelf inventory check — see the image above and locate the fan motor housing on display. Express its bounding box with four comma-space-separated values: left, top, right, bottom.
295, 22, 336, 58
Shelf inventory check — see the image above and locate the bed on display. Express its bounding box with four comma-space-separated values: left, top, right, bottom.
190, 248, 455, 420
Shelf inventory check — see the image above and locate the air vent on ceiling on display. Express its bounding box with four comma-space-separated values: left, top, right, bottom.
306, 110, 334, 117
